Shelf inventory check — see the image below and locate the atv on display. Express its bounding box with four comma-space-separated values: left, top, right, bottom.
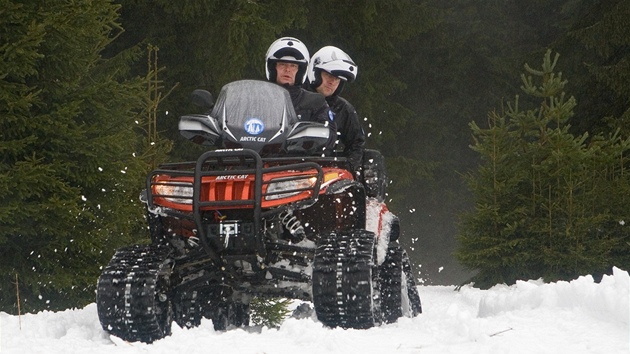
96, 80, 421, 343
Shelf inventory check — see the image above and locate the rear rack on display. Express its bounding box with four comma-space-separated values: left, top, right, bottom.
146, 149, 325, 262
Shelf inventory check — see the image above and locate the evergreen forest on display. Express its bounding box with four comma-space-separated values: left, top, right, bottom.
1, 0, 629, 312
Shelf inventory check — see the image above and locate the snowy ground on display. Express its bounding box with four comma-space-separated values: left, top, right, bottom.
0, 267, 628, 354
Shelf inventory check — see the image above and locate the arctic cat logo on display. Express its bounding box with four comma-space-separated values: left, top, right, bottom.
240, 136, 267, 142
216, 175, 249, 180
244, 118, 264, 135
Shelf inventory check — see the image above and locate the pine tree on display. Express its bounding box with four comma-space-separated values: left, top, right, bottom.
457, 50, 630, 288
249, 297, 292, 328
0, 0, 151, 312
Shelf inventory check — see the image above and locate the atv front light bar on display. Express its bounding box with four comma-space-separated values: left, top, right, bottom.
153, 181, 194, 204
265, 176, 318, 200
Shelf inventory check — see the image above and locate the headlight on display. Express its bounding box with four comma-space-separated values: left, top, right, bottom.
265, 177, 317, 200
154, 182, 194, 204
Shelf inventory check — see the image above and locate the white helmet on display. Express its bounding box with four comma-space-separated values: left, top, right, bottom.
265, 37, 310, 85
308, 46, 358, 95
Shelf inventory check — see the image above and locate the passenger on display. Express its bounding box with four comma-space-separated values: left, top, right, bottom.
307, 46, 397, 240
306, 46, 365, 172
265, 37, 336, 150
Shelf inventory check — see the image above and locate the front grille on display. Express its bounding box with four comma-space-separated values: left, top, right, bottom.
209, 180, 254, 201
146, 149, 326, 261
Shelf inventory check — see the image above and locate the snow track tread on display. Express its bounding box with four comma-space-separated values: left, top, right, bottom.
380, 246, 404, 323
312, 230, 379, 329
402, 249, 422, 315
379, 246, 423, 323
96, 245, 172, 343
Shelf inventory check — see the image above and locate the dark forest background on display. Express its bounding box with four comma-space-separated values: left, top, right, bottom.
2, 0, 629, 312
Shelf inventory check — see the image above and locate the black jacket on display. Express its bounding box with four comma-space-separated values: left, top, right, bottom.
325, 95, 366, 170
284, 85, 337, 150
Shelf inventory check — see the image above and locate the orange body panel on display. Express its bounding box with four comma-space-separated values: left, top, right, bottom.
152, 167, 354, 212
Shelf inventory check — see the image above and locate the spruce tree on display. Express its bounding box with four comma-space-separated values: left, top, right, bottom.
249, 297, 292, 328
457, 50, 630, 288
0, 0, 151, 312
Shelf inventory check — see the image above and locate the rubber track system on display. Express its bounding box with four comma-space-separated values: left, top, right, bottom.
96, 245, 173, 343
380, 245, 423, 322
312, 229, 379, 329
212, 301, 250, 330
402, 249, 423, 316
380, 246, 404, 323
173, 287, 250, 331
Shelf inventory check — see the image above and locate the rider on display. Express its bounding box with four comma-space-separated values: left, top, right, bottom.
265, 37, 336, 151
306, 46, 365, 171
307, 46, 398, 240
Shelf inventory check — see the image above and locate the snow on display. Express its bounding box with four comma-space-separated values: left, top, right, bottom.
1, 268, 627, 353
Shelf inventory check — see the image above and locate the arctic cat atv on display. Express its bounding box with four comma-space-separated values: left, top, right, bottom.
96, 80, 421, 343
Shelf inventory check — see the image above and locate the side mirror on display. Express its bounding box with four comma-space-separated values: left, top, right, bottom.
191, 89, 214, 110
284, 122, 331, 155
179, 114, 221, 146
